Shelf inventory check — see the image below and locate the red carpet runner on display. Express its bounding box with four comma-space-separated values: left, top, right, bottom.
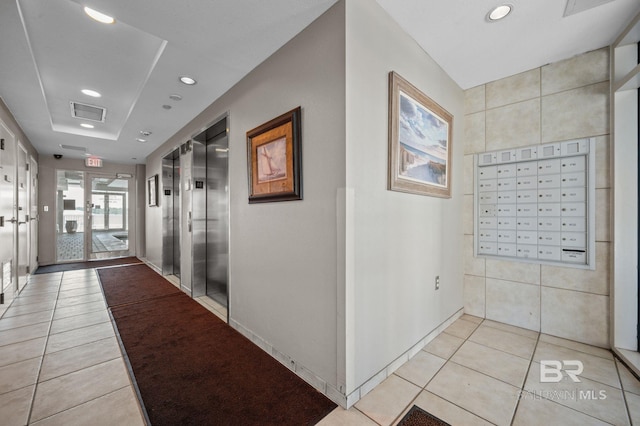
98, 264, 336, 425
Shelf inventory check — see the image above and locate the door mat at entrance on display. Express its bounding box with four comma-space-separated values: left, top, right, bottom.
397, 405, 451, 426
99, 264, 337, 425
34, 256, 142, 274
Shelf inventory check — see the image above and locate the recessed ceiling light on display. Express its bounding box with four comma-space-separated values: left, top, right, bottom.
80, 123, 94, 129
487, 4, 512, 21
162, 104, 172, 110
81, 89, 101, 98
169, 94, 183, 101
84, 7, 115, 24
179, 76, 197, 85
136, 138, 147, 143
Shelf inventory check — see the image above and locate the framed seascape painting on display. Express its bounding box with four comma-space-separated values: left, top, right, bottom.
388, 71, 453, 198
246, 107, 302, 203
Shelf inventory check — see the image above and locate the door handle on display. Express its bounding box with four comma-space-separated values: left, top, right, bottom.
7, 217, 17, 224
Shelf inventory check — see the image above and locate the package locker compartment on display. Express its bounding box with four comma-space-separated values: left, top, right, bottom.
561, 172, 586, 188
517, 189, 537, 203
516, 231, 537, 244
497, 163, 516, 178
561, 217, 585, 232
497, 230, 517, 243
479, 191, 497, 204
479, 229, 498, 242
538, 231, 561, 246
497, 190, 517, 203
561, 232, 586, 248
516, 161, 537, 176
562, 249, 587, 264
517, 176, 538, 190
497, 177, 517, 191
538, 217, 562, 231
561, 187, 586, 203
478, 242, 498, 255
538, 158, 561, 175
497, 243, 517, 256
538, 188, 561, 203
479, 205, 496, 217
561, 156, 586, 173
516, 218, 537, 231
479, 178, 498, 191
517, 244, 537, 258
537, 174, 561, 189
479, 217, 497, 229
498, 217, 517, 230
538, 245, 562, 261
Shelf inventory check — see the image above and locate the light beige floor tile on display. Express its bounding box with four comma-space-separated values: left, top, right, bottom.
3, 301, 57, 318
355, 375, 421, 425
0, 357, 42, 394
0, 309, 53, 331
452, 340, 530, 387
461, 314, 483, 325
482, 319, 539, 339
0, 337, 46, 368
533, 341, 620, 388
10, 294, 58, 307
424, 333, 464, 360
55, 293, 105, 309
57, 286, 101, 299
28, 273, 62, 282
45, 322, 115, 354
52, 301, 106, 320
444, 318, 479, 339
524, 362, 629, 425
408, 390, 493, 426
49, 309, 110, 335
513, 391, 609, 425
40, 337, 121, 382
394, 351, 446, 388
31, 386, 144, 426
0, 322, 50, 347
469, 324, 537, 360
426, 362, 520, 426
0, 385, 35, 426
626, 391, 640, 425
58, 280, 100, 290
18, 287, 59, 296
316, 407, 377, 425
539, 334, 613, 360
30, 358, 131, 422
618, 360, 640, 396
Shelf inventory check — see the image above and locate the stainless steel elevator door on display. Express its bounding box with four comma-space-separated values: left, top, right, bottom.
162, 149, 180, 278
206, 133, 229, 307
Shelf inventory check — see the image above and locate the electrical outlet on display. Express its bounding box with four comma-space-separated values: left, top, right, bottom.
435, 275, 440, 290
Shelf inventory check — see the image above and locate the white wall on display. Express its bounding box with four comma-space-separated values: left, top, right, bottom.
146, 2, 346, 392
345, 0, 465, 392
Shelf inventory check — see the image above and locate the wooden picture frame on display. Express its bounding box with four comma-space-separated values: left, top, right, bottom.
246, 107, 302, 203
388, 71, 453, 198
147, 174, 158, 207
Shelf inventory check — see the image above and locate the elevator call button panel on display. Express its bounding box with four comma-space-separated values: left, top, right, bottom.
474, 138, 595, 269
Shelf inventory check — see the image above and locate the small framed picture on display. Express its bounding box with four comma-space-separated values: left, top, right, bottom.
246, 107, 302, 203
147, 174, 158, 207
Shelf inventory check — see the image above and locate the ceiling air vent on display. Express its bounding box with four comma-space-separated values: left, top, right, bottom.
70, 101, 106, 122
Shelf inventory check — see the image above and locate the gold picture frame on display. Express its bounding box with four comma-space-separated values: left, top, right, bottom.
388, 71, 453, 198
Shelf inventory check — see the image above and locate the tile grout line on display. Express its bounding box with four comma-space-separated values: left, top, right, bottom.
614, 358, 634, 425
24, 273, 63, 425
509, 325, 541, 426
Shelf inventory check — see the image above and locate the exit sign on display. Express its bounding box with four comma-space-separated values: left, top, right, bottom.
86, 157, 103, 168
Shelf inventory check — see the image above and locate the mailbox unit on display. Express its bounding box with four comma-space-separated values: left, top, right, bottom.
474, 138, 595, 269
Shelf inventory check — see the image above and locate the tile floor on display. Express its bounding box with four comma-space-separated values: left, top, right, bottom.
320, 315, 640, 426
0, 268, 145, 425
2, 269, 640, 425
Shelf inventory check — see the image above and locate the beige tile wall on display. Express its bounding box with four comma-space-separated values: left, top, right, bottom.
462, 48, 611, 348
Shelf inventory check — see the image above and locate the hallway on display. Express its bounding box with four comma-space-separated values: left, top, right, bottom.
0, 267, 638, 424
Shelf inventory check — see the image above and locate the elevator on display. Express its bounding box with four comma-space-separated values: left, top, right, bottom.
162, 116, 229, 309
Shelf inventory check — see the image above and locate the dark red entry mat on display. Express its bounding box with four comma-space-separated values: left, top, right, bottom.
98, 264, 336, 425
34, 256, 141, 274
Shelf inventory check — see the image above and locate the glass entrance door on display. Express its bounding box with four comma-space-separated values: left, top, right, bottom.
88, 176, 130, 259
